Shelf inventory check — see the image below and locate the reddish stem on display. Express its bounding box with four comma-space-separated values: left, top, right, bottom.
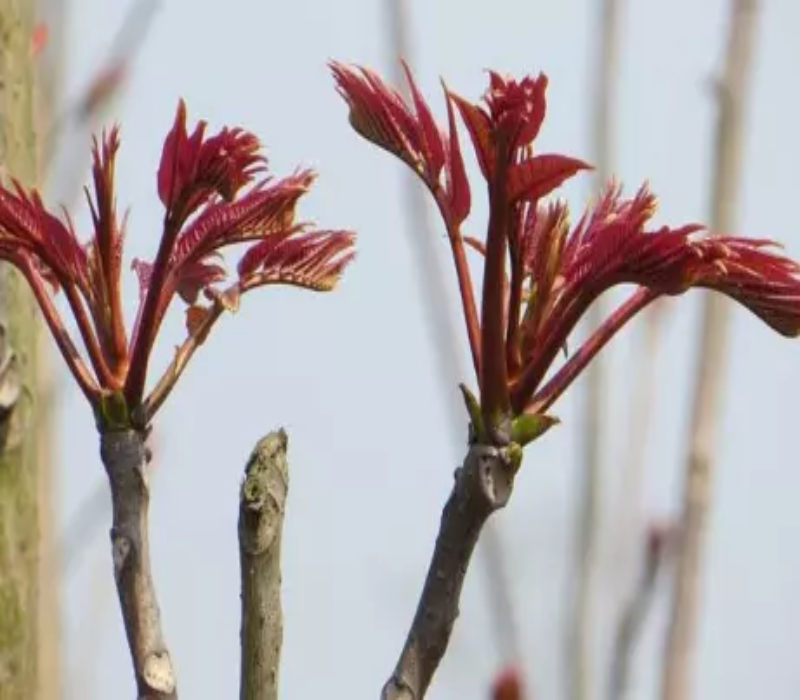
18, 260, 100, 402
526, 288, 656, 414
124, 215, 180, 407
106, 261, 129, 378
511, 289, 590, 413
142, 300, 225, 421
63, 283, 118, 389
479, 173, 512, 429
94, 169, 129, 375
505, 213, 525, 378
434, 189, 482, 379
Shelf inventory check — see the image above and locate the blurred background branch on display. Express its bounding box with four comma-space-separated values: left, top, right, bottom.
567, 1, 624, 699
660, 2, 761, 699
0, 1, 54, 698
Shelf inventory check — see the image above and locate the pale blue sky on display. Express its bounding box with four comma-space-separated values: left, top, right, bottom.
52, 1, 800, 698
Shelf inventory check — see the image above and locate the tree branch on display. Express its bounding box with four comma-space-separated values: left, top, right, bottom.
660, 3, 760, 699
568, 0, 623, 696
609, 523, 673, 700
100, 429, 177, 699
382, 443, 517, 700
238, 430, 289, 700
384, 0, 520, 670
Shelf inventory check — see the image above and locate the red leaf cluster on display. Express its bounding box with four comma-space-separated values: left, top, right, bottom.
332, 61, 800, 440
0, 101, 355, 423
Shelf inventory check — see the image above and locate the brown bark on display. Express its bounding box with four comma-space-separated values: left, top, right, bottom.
239, 430, 289, 700
382, 443, 518, 700
100, 429, 177, 699
660, 2, 760, 699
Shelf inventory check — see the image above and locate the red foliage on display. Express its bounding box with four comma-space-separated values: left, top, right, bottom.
0, 101, 355, 425
332, 61, 800, 441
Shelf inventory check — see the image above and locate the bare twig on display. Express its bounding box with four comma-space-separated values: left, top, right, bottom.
238, 430, 289, 700
384, 0, 522, 667
660, 3, 760, 699
43, 0, 161, 168
568, 1, 623, 698
100, 429, 176, 699
382, 444, 518, 700
609, 522, 674, 700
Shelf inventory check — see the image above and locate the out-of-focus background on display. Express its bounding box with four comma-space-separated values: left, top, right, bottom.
8, 0, 800, 698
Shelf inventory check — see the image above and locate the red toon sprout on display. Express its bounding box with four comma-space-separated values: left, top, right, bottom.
0, 100, 355, 429
331, 60, 800, 445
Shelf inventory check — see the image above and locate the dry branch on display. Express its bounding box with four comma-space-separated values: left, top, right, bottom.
238, 430, 289, 700
609, 524, 673, 700
660, 2, 761, 699
100, 429, 177, 700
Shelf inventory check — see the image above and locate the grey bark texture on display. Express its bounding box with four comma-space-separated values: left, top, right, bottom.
100, 429, 177, 700
382, 443, 517, 700
238, 430, 289, 700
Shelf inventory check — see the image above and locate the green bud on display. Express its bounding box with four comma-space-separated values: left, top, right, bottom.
510, 412, 560, 447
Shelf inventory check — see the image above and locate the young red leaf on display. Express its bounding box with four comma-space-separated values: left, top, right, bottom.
174, 256, 227, 304
507, 154, 591, 204
238, 229, 356, 292
443, 82, 471, 227
172, 170, 315, 267
0, 181, 87, 288
485, 71, 549, 149
157, 99, 264, 222
401, 61, 446, 180
85, 128, 129, 367
330, 62, 420, 166
448, 91, 495, 180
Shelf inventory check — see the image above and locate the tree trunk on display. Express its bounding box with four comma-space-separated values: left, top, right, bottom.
0, 1, 54, 697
